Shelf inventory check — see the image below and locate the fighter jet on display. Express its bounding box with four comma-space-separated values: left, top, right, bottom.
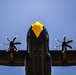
0, 22, 76, 75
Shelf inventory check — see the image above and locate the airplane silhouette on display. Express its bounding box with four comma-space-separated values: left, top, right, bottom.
0, 21, 76, 75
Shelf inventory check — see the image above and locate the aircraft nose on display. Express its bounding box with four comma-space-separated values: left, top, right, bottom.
32, 22, 44, 38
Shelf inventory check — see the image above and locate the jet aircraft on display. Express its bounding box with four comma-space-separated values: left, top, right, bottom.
0, 22, 76, 75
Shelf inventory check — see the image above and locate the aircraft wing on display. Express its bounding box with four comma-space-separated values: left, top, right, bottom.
49, 50, 76, 66
0, 50, 27, 66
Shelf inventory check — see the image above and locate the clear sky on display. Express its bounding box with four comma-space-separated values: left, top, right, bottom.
0, 0, 76, 75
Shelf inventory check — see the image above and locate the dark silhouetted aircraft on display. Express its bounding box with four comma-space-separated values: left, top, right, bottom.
0, 22, 76, 75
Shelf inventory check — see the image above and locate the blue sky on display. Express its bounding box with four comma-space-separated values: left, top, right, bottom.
0, 0, 76, 75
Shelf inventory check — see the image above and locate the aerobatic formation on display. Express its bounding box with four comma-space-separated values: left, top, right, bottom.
0, 21, 76, 75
